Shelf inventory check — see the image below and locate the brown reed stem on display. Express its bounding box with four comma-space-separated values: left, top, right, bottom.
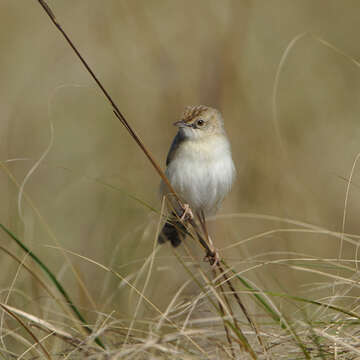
36, 0, 217, 262
212, 267, 238, 359
0, 303, 52, 360
217, 262, 266, 353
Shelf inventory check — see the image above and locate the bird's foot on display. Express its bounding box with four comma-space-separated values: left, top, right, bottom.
204, 236, 220, 267
204, 248, 220, 267
179, 203, 194, 222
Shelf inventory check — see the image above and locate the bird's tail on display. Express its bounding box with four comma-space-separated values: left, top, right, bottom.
158, 219, 187, 247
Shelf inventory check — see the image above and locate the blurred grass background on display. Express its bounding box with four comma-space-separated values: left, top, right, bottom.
1, 0, 360, 350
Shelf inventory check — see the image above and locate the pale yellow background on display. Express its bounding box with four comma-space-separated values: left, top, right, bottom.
1, 1, 360, 318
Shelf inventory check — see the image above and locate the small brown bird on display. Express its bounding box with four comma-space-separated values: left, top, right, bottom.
159, 105, 236, 246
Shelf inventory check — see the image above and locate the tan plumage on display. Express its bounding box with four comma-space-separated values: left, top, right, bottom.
182, 105, 209, 124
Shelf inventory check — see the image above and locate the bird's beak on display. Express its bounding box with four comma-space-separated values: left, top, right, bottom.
173, 120, 188, 128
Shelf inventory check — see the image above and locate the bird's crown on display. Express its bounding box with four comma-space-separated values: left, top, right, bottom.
182, 105, 209, 124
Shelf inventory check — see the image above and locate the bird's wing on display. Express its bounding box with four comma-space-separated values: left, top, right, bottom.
166, 131, 185, 166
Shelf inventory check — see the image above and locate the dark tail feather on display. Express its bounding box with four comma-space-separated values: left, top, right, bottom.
158, 221, 187, 247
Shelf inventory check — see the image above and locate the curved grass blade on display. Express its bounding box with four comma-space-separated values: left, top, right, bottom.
224, 261, 312, 359
0, 222, 105, 349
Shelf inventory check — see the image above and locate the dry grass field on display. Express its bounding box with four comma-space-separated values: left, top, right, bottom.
1, 1, 360, 358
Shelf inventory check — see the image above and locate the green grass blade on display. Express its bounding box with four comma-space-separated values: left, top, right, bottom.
223, 261, 312, 359
0, 222, 105, 349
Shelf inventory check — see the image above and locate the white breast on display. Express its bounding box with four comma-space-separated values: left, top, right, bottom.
164, 134, 235, 216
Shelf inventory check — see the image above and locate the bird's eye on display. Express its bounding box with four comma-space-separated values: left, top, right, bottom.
196, 119, 205, 127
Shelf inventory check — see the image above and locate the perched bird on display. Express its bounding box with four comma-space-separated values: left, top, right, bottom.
158, 105, 236, 247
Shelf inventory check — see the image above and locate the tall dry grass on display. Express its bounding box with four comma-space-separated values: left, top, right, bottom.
1, 1, 360, 358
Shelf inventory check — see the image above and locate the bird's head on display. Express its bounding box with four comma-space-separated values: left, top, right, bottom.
174, 105, 224, 140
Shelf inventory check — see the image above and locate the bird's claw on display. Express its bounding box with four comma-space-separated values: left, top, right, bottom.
204, 249, 220, 267
180, 203, 194, 222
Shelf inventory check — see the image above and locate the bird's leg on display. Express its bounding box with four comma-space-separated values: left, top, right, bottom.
198, 211, 220, 267
179, 203, 194, 222
197, 211, 208, 239
206, 235, 220, 267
